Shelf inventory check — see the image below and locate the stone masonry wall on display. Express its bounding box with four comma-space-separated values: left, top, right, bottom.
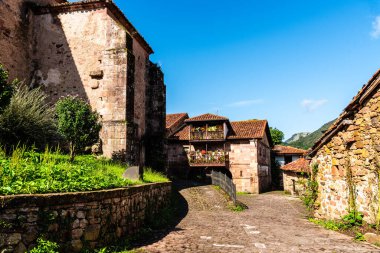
145, 62, 166, 171
31, 8, 137, 158
0, 182, 171, 253
312, 88, 380, 224
228, 140, 259, 194
0, 0, 61, 82
283, 171, 307, 196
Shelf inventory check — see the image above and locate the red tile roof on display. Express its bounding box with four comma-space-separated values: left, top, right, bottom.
227, 120, 268, 140
173, 125, 190, 140
310, 69, 380, 156
185, 113, 228, 122
273, 145, 307, 155
35, 0, 153, 54
166, 113, 188, 129
281, 158, 310, 173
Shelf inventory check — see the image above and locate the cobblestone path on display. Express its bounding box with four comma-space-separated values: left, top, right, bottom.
139, 183, 380, 253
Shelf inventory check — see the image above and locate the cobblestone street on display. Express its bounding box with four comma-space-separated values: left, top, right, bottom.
138, 182, 380, 253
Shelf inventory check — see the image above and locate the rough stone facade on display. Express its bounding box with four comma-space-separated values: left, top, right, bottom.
228, 135, 271, 193
0, 0, 166, 166
0, 183, 171, 252
310, 70, 380, 223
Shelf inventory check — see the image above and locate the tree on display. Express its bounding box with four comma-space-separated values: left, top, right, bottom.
270, 127, 284, 145
0, 64, 15, 112
56, 96, 102, 161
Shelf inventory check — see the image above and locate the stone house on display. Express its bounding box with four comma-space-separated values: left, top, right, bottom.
309, 69, 380, 223
166, 113, 273, 194
0, 0, 166, 168
273, 145, 306, 166
281, 158, 310, 196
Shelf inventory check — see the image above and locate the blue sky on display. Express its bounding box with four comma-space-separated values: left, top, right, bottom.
114, 0, 380, 139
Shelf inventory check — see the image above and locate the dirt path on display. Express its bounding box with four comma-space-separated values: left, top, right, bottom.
139, 183, 380, 253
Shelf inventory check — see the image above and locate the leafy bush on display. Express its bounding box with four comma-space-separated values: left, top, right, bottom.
342, 210, 363, 228
29, 238, 59, 253
55, 96, 101, 161
0, 84, 56, 150
0, 64, 14, 112
0, 147, 137, 195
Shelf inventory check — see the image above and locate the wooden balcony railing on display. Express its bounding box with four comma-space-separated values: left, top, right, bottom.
188, 151, 229, 167
190, 130, 224, 141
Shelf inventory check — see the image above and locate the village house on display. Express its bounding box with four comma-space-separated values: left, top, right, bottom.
273, 145, 306, 166
309, 69, 380, 224
166, 113, 273, 194
0, 0, 166, 168
281, 158, 310, 196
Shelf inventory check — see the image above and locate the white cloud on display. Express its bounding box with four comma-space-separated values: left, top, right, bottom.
371, 16, 380, 39
301, 99, 328, 112
227, 99, 264, 107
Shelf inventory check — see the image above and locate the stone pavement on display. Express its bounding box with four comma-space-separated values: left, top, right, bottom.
138, 183, 380, 253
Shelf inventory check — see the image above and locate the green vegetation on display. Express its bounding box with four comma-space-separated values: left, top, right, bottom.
230, 202, 247, 212
286, 120, 335, 149
270, 127, 284, 145
56, 96, 102, 162
0, 64, 15, 112
237, 191, 251, 196
0, 84, 57, 150
0, 147, 169, 195
29, 238, 60, 253
143, 167, 170, 183
309, 210, 364, 232
302, 163, 319, 210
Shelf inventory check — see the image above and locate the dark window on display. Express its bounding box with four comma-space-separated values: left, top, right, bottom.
126, 33, 133, 51
284, 155, 292, 164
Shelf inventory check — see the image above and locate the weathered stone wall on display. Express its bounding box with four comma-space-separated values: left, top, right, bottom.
31, 8, 129, 158
257, 132, 272, 192
311, 88, 380, 223
167, 142, 190, 177
0, 0, 62, 82
228, 140, 260, 194
283, 171, 307, 195
145, 62, 166, 171
0, 183, 171, 252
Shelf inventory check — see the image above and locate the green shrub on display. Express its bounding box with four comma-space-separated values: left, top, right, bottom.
0, 147, 137, 195
0, 84, 56, 150
342, 210, 363, 228
55, 96, 101, 161
29, 238, 59, 253
0, 64, 14, 112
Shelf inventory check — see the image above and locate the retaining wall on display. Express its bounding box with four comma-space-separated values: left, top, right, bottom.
0, 182, 171, 252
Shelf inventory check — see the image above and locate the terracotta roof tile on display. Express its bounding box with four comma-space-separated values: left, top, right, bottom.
273, 145, 307, 155
281, 158, 310, 173
185, 113, 228, 122
227, 120, 268, 140
173, 125, 190, 140
310, 69, 380, 156
166, 113, 188, 129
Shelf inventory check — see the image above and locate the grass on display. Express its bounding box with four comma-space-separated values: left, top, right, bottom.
237, 191, 251, 196
0, 147, 169, 195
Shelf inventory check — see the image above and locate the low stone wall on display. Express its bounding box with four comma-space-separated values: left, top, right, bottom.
0, 182, 171, 252
283, 171, 307, 196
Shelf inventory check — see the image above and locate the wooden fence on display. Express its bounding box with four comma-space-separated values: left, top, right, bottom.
211, 170, 236, 204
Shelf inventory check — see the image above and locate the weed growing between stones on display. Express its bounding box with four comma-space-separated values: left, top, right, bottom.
29, 238, 60, 253
302, 163, 319, 210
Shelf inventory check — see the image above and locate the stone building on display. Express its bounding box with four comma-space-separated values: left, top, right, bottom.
0, 0, 166, 168
281, 158, 310, 196
166, 113, 273, 194
273, 145, 306, 166
309, 69, 380, 223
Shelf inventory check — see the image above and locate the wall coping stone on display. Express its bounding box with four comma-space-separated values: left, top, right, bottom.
0, 182, 171, 208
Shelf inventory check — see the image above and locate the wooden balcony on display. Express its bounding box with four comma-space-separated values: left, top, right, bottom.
188, 151, 229, 167
190, 130, 224, 141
